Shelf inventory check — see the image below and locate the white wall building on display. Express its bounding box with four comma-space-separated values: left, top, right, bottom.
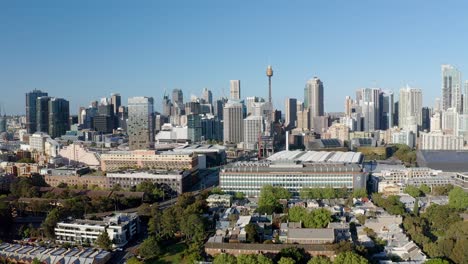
243, 116, 264, 150
55, 213, 139, 248
420, 131, 465, 150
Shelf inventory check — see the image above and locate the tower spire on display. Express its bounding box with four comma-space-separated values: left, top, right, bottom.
266, 65, 273, 103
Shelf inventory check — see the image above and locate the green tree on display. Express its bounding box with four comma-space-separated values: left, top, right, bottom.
404, 185, 424, 198
356, 214, 366, 225
245, 223, 260, 243
257, 254, 274, 264
0, 196, 12, 239
424, 259, 451, 264
305, 208, 332, 228
419, 184, 431, 195
448, 187, 468, 209
95, 230, 112, 250
126, 257, 143, 264
237, 254, 259, 264
32, 258, 42, 264
277, 247, 309, 264
278, 257, 296, 264
234, 192, 245, 200
213, 253, 237, 264
211, 186, 224, 194
353, 188, 367, 199
334, 251, 369, 264
258, 185, 291, 214
42, 208, 61, 238
307, 256, 332, 264
160, 207, 178, 239
138, 236, 160, 260
181, 213, 205, 243
288, 206, 308, 224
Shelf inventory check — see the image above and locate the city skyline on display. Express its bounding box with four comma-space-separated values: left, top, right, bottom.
2, 1, 468, 115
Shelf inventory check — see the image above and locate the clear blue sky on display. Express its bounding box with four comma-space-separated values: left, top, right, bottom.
1, 0, 468, 115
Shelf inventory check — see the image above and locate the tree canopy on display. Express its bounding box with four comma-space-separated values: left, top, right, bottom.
95, 230, 112, 251
288, 207, 332, 228
334, 251, 369, 264
448, 187, 468, 209
257, 185, 291, 214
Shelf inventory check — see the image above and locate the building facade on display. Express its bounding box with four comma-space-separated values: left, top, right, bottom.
127, 97, 154, 150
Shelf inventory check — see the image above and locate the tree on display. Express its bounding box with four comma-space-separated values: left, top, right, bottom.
305, 208, 332, 228
356, 214, 366, 225
237, 254, 259, 264
404, 185, 424, 198
32, 258, 42, 264
334, 251, 369, 264
258, 185, 291, 214
278, 257, 296, 264
211, 187, 224, 195
42, 208, 61, 238
419, 184, 431, 195
276, 247, 309, 264
181, 214, 205, 243
288, 206, 307, 224
213, 253, 237, 264
126, 257, 143, 264
353, 188, 367, 199
138, 236, 160, 260
95, 230, 112, 251
245, 223, 260, 243
424, 259, 451, 264
307, 256, 332, 264
257, 254, 274, 264
234, 192, 245, 200
160, 207, 178, 239
448, 187, 468, 209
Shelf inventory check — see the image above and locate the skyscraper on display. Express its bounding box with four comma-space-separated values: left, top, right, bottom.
128, 97, 154, 150
357, 88, 382, 131
246, 96, 262, 116
442, 64, 462, 113
36, 96, 51, 133
381, 90, 394, 130
230, 80, 241, 100
285, 98, 297, 129
464, 81, 468, 114
214, 98, 227, 120
399, 86, 423, 132
223, 101, 243, 144
304, 77, 324, 118
172, 89, 184, 106
48, 98, 70, 138
201, 88, 213, 105
25, 89, 48, 134
111, 93, 121, 116
244, 116, 264, 150
162, 95, 172, 116
187, 114, 202, 143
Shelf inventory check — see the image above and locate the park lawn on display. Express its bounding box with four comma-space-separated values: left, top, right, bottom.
147, 242, 188, 264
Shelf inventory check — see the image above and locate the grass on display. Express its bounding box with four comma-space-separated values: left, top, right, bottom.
146, 242, 188, 264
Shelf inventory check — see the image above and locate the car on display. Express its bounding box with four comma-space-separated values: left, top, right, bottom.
115, 247, 123, 252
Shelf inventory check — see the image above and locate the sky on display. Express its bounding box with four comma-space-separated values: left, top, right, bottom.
1, 0, 468, 115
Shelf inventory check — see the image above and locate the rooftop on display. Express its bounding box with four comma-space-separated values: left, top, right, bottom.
287, 228, 335, 240
268, 150, 362, 164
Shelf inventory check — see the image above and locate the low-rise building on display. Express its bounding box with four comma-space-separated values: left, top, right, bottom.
55, 213, 139, 248
0, 243, 111, 264
100, 150, 198, 172
207, 194, 233, 208
285, 228, 335, 244
106, 170, 195, 194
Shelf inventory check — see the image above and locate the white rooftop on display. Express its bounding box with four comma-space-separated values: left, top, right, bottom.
268, 150, 362, 164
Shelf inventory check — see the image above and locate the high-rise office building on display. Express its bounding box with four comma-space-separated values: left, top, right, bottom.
464, 81, 468, 114
26, 89, 48, 134
201, 115, 223, 141
244, 116, 264, 150
344, 96, 353, 117
48, 98, 70, 138
304, 77, 324, 118
187, 114, 202, 143
399, 86, 422, 132
36, 96, 51, 133
223, 101, 243, 144
285, 98, 297, 129
442, 64, 462, 113
357, 88, 381, 131
172, 89, 184, 106
214, 98, 227, 120
127, 97, 154, 150
201, 88, 213, 105
230, 80, 241, 100
162, 95, 172, 117
381, 90, 394, 130
421, 107, 431, 132
246, 96, 262, 116
111, 93, 121, 116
